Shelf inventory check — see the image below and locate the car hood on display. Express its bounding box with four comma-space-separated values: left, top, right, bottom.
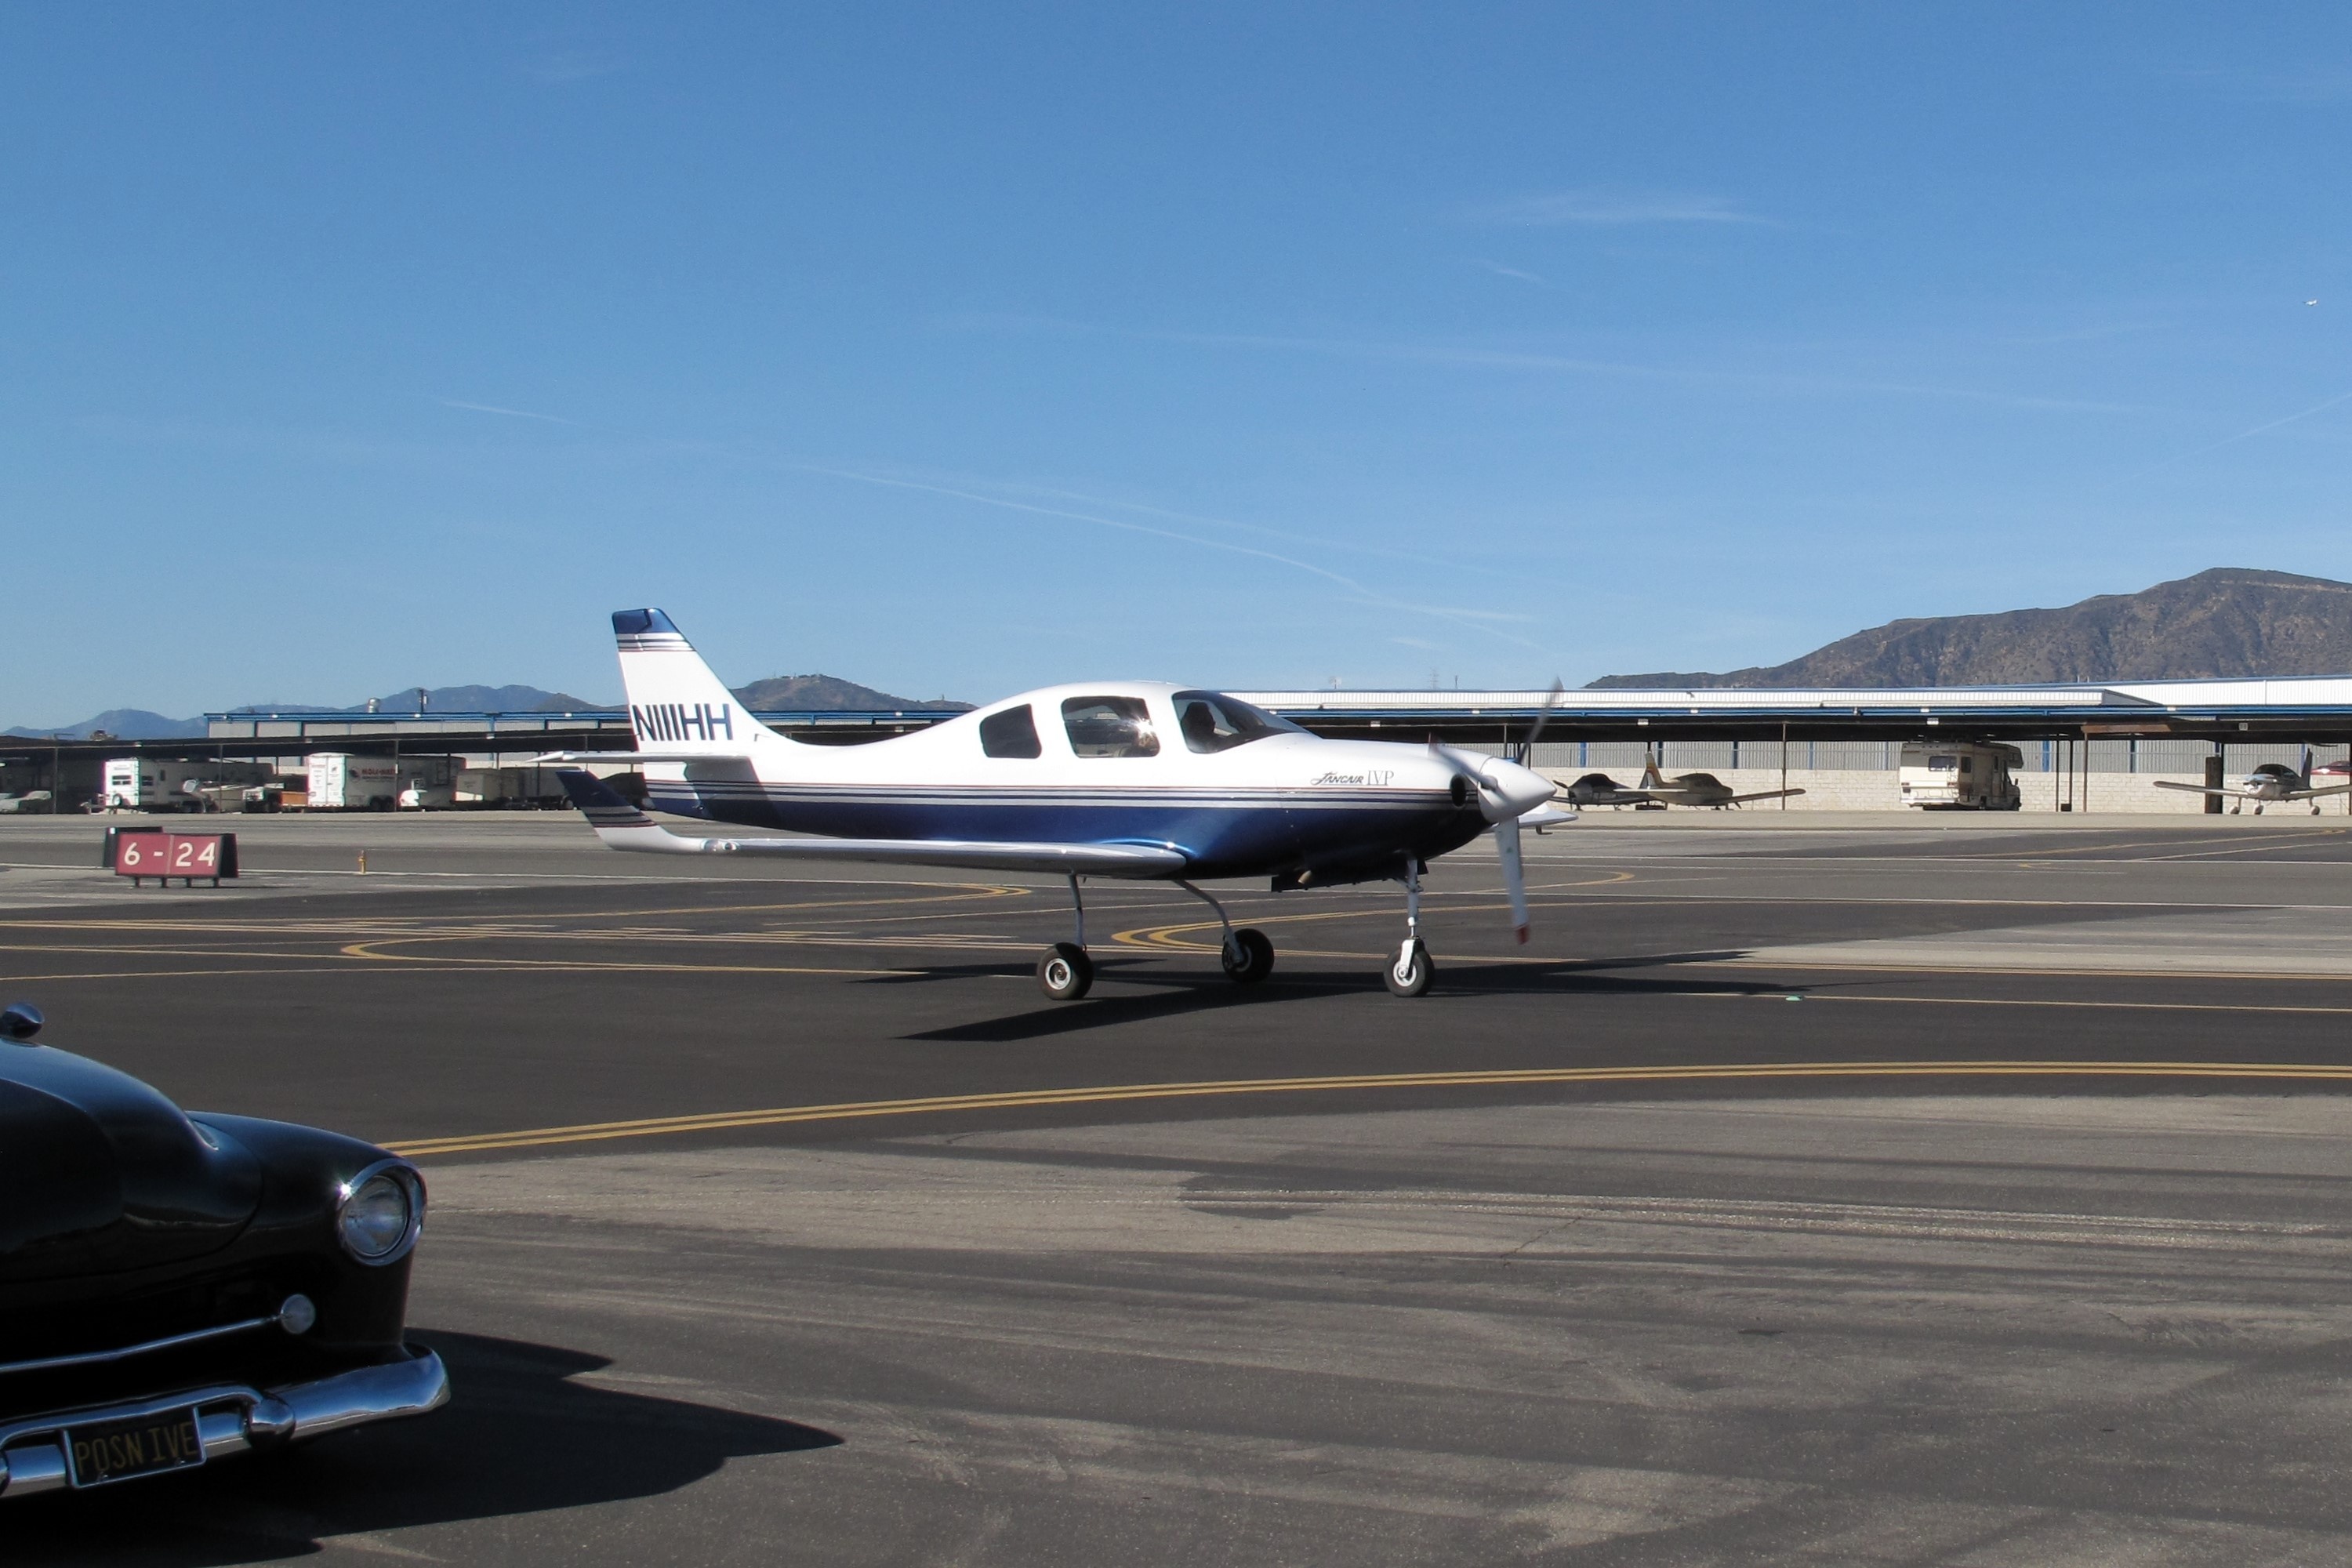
0, 1044, 262, 1282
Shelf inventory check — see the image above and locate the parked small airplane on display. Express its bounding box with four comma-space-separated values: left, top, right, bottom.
549, 610, 1570, 1000
2152, 749, 2352, 815
1559, 750, 1804, 810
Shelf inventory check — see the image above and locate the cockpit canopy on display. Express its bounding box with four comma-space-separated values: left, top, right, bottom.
976, 688, 1306, 760
1062, 695, 1160, 758
1170, 691, 1305, 753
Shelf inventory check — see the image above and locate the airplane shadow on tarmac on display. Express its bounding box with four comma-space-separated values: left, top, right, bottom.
4, 1331, 841, 1566
907, 949, 1769, 1043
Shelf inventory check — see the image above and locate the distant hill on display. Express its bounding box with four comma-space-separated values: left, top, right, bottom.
2, 708, 208, 742
230, 684, 611, 715
1587, 568, 2352, 688
730, 674, 970, 712
8, 676, 964, 737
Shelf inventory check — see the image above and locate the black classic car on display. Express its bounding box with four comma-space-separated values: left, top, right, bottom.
0, 1002, 447, 1497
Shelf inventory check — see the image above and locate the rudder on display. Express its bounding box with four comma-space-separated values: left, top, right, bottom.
612, 608, 771, 756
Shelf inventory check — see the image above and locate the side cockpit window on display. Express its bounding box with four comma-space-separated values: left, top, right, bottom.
1173, 691, 1304, 753
1062, 696, 1160, 758
979, 705, 1043, 759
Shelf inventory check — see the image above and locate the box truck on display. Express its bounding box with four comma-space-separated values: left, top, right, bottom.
304, 753, 402, 811
447, 765, 571, 808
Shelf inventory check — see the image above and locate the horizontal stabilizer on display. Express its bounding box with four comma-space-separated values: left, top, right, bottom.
553, 770, 1185, 878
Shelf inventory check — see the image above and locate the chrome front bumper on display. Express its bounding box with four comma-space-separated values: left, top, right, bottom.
0, 1345, 448, 1498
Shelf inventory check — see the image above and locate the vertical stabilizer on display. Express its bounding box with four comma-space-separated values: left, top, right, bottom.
611, 609, 776, 756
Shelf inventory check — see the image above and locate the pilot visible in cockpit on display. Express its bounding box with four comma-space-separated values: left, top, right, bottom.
1181, 702, 1219, 750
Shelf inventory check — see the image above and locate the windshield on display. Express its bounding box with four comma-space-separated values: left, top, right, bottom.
1172, 691, 1305, 753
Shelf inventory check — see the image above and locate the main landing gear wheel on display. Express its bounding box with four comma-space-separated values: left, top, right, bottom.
1385, 938, 1434, 997
1221, 927, 1275, 985
1037, 942, 1094, 1001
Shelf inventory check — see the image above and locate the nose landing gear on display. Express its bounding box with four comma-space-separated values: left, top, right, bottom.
1384, 861, 1435, 997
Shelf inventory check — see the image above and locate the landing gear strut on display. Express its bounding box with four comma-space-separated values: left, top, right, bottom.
1036, 875, 1094, 1000
1178, 880, 1274, 985
1385, 860, 1433, 997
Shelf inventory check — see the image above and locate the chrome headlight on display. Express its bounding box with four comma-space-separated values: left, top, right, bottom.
336, 1160, 424, 1265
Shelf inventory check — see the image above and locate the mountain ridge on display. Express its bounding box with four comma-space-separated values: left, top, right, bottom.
1586, 568, 2352, 689
6, 675, 967, 739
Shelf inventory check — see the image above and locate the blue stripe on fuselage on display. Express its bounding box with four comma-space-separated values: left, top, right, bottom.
644, 783, 1483, 879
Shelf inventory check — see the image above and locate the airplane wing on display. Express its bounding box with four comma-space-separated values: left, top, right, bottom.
536, 750, 750, 765
2288, 782, 2352, 800
554, 769, 1185, 878
1719, 788, 1807, 805
2150, 782, 2238, 797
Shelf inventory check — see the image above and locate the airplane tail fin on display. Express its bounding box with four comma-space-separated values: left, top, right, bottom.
1639, 748, 1664, 789
611, 609, 773, 757
2303, 746, 2314, 779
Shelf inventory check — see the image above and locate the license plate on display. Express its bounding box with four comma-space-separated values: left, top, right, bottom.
64, 1406, 206, 1487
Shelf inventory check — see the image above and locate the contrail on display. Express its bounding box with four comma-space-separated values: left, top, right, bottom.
788, 463, 1554, 655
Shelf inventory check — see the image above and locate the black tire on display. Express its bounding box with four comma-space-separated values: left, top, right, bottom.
1384, 938, 1434, 997
1221, 927, 1275, 985
1036, 942, 1094, 1001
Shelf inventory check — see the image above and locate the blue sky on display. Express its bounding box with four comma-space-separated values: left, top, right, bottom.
7, 4, 2352, 720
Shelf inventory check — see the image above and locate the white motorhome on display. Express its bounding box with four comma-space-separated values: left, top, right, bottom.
102, 758, 270, 812
304, 753, 402, 811
1899, 741, 2024, 811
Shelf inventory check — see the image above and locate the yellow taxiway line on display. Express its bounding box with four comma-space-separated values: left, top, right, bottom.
385, 1058, 2352, 1158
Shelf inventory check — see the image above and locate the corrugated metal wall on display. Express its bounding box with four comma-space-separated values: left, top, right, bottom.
1528, 740, 2351, 774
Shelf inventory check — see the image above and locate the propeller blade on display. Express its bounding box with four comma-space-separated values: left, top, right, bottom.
1496, 813, 1530, 943
1512, 678, 1566, 766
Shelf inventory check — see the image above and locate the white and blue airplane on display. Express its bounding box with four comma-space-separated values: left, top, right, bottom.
548, 609, 1567, 1000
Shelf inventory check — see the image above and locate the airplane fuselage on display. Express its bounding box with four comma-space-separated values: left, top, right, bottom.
640, 682, 1497, 882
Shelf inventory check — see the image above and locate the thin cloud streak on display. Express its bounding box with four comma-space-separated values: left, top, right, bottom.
431, 400, 1565, 652
2122, 387, 2352, 481
1471, 189, 1768, 227
524, 51, 626, 84
1062, 321, 2164, 417
783, 463, 1555, 655
1470, 259, 1547, 285
441, 399, 582, 425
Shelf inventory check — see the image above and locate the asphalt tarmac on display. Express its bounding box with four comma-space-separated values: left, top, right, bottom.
5, 811, 2352, 1565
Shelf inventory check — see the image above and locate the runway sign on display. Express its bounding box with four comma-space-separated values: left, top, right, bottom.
110, 830, 238, 887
